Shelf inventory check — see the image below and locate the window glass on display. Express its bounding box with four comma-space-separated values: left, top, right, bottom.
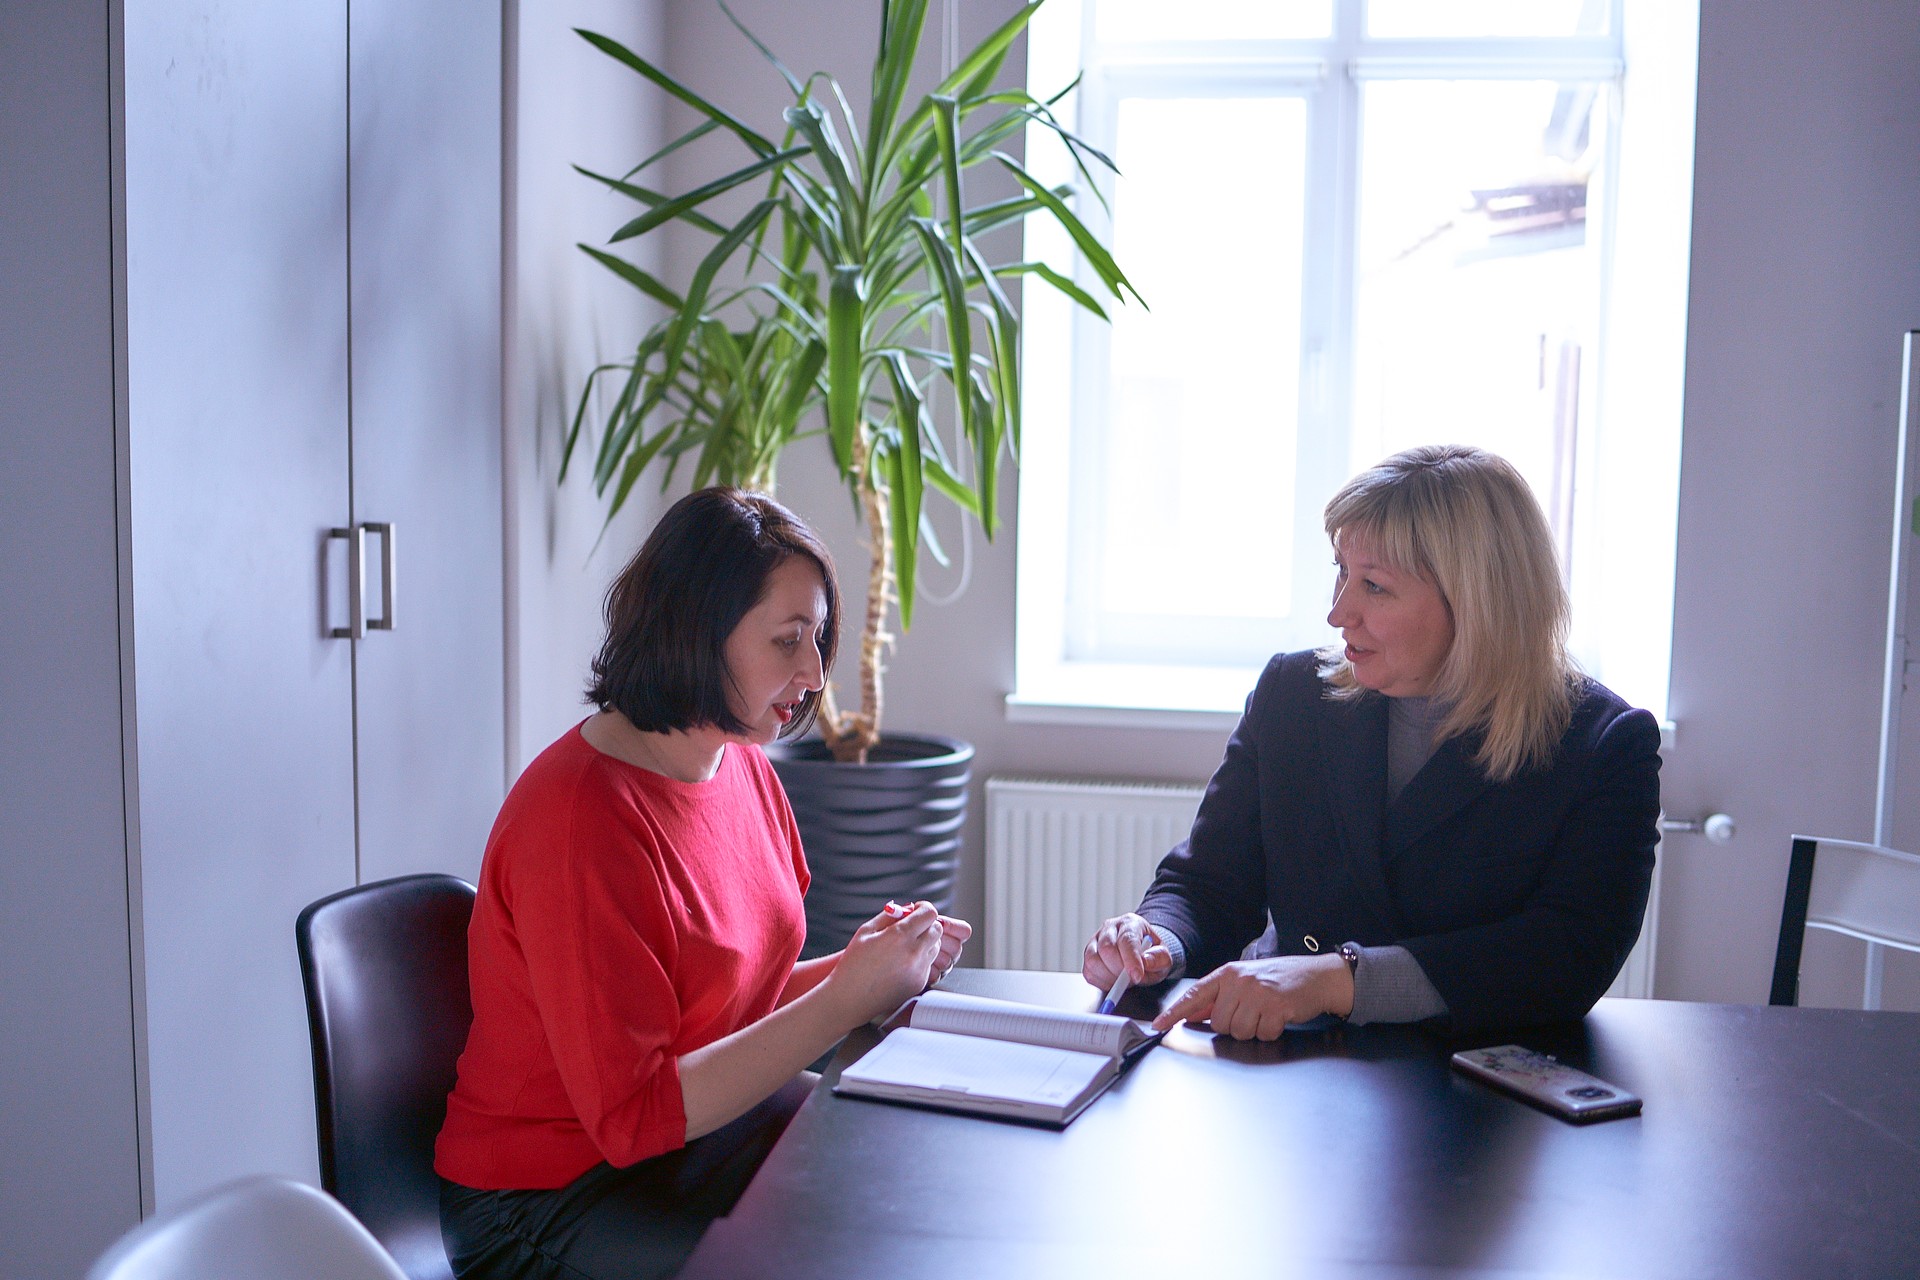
1095, 0, 1331, 43
1367, 0, 1609, 39
1019, 0, 1689, 718
1352, 79, 1608, 569
1074, 96, 1309, 659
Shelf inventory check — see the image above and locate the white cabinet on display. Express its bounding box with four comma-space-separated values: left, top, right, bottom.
22, 0, 504, 1226
8, 0, 506, 1262
345, 0, 506, 890
123, 0, 362, 1206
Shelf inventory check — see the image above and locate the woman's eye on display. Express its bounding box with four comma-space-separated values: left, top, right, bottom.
778, 636, 801, 651
1364, 579, 1386, 595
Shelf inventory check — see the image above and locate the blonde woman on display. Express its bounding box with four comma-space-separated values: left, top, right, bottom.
1084, 445, 1661, 1034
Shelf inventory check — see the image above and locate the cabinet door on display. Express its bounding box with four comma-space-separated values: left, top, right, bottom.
347, 0, 506, 886
123, 0, 357, 1207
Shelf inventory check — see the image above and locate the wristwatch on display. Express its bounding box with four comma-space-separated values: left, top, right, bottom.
1335, 942, 1362, 1021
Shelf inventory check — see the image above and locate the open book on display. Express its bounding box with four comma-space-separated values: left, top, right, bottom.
832, 990, 1161, 1126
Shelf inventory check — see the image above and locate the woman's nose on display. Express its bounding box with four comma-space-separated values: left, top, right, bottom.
801, 640, 826, 691
1327, 582, 1354, 629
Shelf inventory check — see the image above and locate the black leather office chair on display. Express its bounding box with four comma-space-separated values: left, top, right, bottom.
1769, 835, 1920, 1008
297, 874, 476, 1280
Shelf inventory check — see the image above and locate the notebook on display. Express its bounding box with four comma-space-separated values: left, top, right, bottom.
832, 989, 1161, 1126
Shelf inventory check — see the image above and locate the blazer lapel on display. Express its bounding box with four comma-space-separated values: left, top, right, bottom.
1315, 693, 1396, 923
1385, 731, 1493, 855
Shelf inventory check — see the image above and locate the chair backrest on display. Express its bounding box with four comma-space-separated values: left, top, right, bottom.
296, 873, 476, 1280
87, 1175, 408, 1280
1770, 836, 1920, 1008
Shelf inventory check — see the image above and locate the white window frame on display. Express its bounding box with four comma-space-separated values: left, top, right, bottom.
1012, 0, 1694, 730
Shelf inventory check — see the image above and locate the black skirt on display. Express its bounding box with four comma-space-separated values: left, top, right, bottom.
439, 1075, 811, 1280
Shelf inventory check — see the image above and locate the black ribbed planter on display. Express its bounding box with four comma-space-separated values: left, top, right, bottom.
766, 732, 972, 958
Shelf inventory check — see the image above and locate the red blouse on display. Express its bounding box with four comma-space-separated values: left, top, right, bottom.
434, 725, 809, 1190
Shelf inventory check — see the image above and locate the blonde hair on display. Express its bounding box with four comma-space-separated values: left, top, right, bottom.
1318, 444, 1577, 782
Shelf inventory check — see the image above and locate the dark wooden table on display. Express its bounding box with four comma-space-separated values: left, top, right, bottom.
680, 970, 1920, 1279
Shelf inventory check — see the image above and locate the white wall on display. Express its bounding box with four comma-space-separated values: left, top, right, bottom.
656, 0, 1233, 967
572, 0, 1920, 998
0, 2, 146, 1272
507, 0, 675, 772
1658, 0, 1920, 1005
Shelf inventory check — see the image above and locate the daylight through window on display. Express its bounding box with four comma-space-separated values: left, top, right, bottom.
1016, 0, 1694, 723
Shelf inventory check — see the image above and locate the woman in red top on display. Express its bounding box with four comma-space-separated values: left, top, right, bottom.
436, 488, 968, 1279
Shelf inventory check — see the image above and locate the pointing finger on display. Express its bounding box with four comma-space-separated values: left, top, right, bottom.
1152, 976, 1216, 1033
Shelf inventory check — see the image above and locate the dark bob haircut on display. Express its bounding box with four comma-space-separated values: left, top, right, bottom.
585, 488, 839, 739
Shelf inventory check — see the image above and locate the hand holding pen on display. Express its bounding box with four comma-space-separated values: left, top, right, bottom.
1081, 912, 1174, 999
882, 900, 972, 986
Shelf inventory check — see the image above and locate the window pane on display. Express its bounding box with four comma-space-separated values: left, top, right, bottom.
1367, 0, 1609, 38
1081, 96, 1308, 644
1094, 0, 1331, 43
1351, 80, 1607, 565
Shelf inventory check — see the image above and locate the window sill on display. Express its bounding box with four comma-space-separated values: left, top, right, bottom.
1003, 696, 1242, 733
1008, 662, 1677, 749
1006, 661, 1260, 733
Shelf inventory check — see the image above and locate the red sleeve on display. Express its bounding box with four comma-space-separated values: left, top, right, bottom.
507, 782, 689, 1168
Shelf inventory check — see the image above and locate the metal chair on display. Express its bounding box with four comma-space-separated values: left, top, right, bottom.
87, 1175, 407, 1280
296, 874, 476, 1280
1770, 836, 1920, 1008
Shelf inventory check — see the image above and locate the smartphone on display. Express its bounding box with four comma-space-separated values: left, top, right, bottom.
1451, 1044, 1642, 1123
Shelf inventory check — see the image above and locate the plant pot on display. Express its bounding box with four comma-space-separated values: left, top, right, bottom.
766, 732, 972, 958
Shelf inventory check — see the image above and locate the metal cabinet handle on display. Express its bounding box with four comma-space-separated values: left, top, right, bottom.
328, 525, 365, 640
1660, 813, 1736, 844
364, 521, 396, 632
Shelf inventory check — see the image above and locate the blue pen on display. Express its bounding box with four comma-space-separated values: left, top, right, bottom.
1097, 971, 1131, 1016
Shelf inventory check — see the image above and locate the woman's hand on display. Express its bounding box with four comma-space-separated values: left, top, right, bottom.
881, 900, 972, 987
929, 913, 972, 985
1151, 954, 1354, 1039
822, 903, 945, 1027
1082, 913, 1175, 990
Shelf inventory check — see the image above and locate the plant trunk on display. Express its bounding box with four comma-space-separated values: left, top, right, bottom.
818, 426, 890, 764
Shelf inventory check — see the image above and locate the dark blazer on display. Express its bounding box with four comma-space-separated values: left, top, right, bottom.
1138, 650, 1662, 1027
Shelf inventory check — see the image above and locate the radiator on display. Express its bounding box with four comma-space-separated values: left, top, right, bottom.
983, 775, 1666, 994
985, 776, 1204, 971
1606, 831, 1664, 1000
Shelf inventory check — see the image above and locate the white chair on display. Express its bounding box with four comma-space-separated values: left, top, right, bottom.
1770, 835, 1920, 1009
87, 1175, 408, 1280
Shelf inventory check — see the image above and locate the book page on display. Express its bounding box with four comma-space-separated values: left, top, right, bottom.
907, 990, 1148, 1056
841, 1028, 1110, 1109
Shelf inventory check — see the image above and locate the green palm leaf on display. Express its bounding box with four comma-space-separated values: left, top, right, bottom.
609, 147, 807, 244
572, 166, 730, 236
994, 153, 1144, 307
570, 0, 1131, 758
826, 265, 865, 471
576, 29, 776, 156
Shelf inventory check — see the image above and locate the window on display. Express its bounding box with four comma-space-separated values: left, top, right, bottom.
1016, 0, 1695, 725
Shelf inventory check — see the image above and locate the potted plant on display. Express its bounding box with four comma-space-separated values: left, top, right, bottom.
564, 0, 1136, 950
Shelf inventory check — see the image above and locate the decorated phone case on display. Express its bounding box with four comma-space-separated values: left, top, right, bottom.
1451, 1045, 1643, 1122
